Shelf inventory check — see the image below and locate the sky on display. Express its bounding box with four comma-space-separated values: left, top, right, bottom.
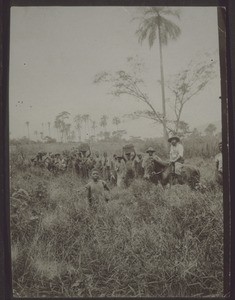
9, 6, 222, 140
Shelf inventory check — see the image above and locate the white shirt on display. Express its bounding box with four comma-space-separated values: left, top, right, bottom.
170, 143, 184, 162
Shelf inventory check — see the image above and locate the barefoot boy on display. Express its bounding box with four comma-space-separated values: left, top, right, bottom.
86, 169, 110, 208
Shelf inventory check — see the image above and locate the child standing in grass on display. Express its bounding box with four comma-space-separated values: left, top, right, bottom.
85, 169, 110, 209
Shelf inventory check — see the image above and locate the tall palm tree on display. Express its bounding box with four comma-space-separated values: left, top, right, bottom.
48, 122, 51, 137
54, 119, 61, 141
25, 121, 30, 140
64, 123, 71, 142
74, 114, 82, 142
40, 131, 44, 141
54, 111, 70, 142
91, 121, 97, 140
34, 130, 38, 139
41, 122, 44, 136
100, 115, 108, 132
82, 114, 90, 139
136, 7, 181, 144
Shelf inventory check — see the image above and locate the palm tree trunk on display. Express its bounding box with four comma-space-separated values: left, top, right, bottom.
158, 21, 169, 148
87, 120, 91, 138
84, 121, 87, 139
27, 125, 30, 140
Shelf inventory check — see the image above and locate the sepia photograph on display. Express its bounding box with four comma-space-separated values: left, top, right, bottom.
9, 5, 226, 297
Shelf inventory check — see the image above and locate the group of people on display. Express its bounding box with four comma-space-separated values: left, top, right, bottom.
30, 136, 223, 207
85, 137, 223, 208
31, 151, 68, 174
84, 136, 185, 208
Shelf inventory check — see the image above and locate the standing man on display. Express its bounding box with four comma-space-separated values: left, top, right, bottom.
93, 151, 103, 174
110, 154, 118, 185
215, 141, 223, 185
123, 147, 136, 187
78, 148, 91, 179
168, 136, 184, 182
114, 152, 126, 188
134, 153, 144, 178
102, 151, 111, 181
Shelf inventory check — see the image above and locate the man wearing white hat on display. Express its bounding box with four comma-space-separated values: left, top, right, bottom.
168, 136, 184, 179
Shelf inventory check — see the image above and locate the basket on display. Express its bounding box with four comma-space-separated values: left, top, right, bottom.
123, 144, 134, 154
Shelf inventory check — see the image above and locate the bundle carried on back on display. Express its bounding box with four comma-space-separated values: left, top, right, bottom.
78, 142, 90, 152
123, 144, 134, 154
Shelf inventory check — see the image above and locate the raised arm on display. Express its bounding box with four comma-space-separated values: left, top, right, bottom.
87, 149, 91, 158
132, 149, 136, 161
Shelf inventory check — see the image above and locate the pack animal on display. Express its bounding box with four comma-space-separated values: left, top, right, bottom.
143, 158, 200, 189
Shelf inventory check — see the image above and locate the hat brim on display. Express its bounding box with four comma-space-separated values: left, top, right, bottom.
146, 150, 155, 153
168, 137, 180, 143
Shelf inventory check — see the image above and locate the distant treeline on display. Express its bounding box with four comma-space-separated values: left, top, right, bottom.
10, 132, 221, 160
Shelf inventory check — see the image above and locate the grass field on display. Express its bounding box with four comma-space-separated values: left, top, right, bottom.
10, 143, 223, 297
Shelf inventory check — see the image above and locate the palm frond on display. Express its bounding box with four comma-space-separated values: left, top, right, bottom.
136, 16, 158, 47
144, 7, 163, 16
136, 26, 149, 45
159, 16, 181, 46
136, 9, 181, 47
148, 25, 157, 48
160, 8, 181, 19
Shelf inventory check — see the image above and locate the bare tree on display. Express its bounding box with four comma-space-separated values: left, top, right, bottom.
166, 54, 217, 134
94, 59, 172, 139
74, 114, 83, 142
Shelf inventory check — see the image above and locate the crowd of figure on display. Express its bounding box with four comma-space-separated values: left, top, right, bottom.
31, 144, 144, 187
30, 137, 223, 185
29, 137, 223, 208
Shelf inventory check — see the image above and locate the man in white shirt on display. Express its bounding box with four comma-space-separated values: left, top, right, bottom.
168, 136, 184, 178
215, 141, 223, 185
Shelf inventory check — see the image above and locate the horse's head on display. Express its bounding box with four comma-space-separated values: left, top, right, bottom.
144, 158, 171, 182
143, 158, 164, 180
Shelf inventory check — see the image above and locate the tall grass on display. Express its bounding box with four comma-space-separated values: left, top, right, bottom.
10, 155, 223, 297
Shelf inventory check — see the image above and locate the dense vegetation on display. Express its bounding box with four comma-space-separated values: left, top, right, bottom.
10, 142, 223, 297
